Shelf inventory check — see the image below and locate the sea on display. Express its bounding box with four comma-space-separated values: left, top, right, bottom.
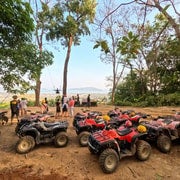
0, 88, 109, 103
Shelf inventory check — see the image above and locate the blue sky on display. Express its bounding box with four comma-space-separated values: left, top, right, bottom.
40, 0, 180, 92
41, 37, 111, 91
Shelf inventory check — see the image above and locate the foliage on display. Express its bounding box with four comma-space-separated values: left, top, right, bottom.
93, 40, 110, 54
0, 0, 34, 48
0, 0, 54, 94
117, 31, 141, 60
0, 43, 53, 93
156, 38, 180, 94
46, 0, 96, 45
45, 0, 96, 95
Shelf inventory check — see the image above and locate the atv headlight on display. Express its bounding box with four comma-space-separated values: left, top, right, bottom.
137, 125, 147, 133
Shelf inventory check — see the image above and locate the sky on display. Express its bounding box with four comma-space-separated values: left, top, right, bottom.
41, 36, 112, 92
2, 0, 179, 94
40, 0, 180, 92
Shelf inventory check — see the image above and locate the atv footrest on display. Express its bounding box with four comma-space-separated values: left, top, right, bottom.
120, 149, 133, 158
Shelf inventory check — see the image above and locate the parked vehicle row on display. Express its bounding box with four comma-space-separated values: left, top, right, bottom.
1, 109, 179, 174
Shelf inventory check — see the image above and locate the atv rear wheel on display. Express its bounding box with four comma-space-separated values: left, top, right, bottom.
136, 140, 151, 161
99, 148, 119, 174
16, 136, 35, 154
78, 131, 91, 147
54, 131, 68, 147
157, 135, 171, 153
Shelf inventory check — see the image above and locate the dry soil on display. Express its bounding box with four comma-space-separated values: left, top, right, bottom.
0, 105, 179, 180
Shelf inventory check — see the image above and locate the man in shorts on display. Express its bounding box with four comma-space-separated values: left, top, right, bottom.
10, 95, 19, 124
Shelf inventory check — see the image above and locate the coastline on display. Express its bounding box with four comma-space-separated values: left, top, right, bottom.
0, 92, 109, 103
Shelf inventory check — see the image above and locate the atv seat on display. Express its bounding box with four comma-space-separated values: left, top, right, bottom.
162, 119, 172, 125
44, 122, 60, 127
95, 119, 104, 124
117, 128, 132, 136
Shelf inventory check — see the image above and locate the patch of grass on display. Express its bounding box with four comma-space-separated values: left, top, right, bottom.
0, 103, 9, 109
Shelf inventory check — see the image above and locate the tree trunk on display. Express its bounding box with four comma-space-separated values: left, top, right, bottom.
34, 79, 41, 106
63, 36, 73, 95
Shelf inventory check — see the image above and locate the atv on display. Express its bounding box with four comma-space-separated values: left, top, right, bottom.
141, 117, 180, 153
73, 110, 102, 128
75, 112, 148, 147
0, 111, 8, 125
16, 119, 69, 154
88, 125, 151, 174
75, 118, 106, 147
109, 112, 149, 128
15, 113, 54, 134
156, 110, 180, 121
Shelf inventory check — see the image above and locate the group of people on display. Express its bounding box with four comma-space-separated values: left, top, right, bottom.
55, 95, 75, 118
40, 95, 75, 118
10, 95, 28, 124
55, 94, 91, 118
10, 93, 91, 124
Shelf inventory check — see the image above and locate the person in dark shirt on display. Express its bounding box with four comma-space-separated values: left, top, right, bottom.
76, 94, 80, 106
87, 94, 91, 108
55, 98, 61, 117
10, 95, 19, 124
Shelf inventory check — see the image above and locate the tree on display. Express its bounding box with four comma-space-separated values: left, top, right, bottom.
136, 0, 180, 40
0, 0, 54, 96
46, 0, 96, 95
101, 0, 180, 40
115, 70, 148, 104
93, 0, 145, 104
0, 0, 34, 92
0, 0, 34, 48
29, 0, 54, 106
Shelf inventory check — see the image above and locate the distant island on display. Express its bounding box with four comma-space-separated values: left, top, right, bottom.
40, 86, 108, 94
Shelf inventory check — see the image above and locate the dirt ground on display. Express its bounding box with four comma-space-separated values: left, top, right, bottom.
0, 105, 179, 180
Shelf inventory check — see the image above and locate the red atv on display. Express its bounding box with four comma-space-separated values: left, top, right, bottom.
73, 110, 102, 128
141, 116, 180, 153
88, 124, 151, 173
75, 118, 106, 146
75, 112, 148, 147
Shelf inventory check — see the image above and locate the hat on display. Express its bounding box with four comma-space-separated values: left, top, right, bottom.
12, 95, 18, 99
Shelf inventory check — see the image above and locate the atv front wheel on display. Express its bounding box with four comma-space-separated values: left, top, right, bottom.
78, 131, 91, 147
99, 148, 119, 174
54, 131, 68, 147
157, 135, 171, 153
136, 140, 151, 161
16, 136, 35, 154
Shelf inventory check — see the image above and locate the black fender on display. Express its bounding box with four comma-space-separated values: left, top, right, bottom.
131, 133, 148, 144
76, 125, 92, 135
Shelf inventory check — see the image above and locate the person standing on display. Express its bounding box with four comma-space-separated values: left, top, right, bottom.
41, 99, 48, 114
62, 101, 68, 117
45, 97, 49, 112
87, 94, 91, 108
55, 98, 61, 117
76, 94, 80, 106
68, 97, 75, 117
20, 98, 28, 116
10, 95, 19, 124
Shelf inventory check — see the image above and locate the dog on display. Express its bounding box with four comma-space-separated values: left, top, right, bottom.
0, 111, 8, 125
